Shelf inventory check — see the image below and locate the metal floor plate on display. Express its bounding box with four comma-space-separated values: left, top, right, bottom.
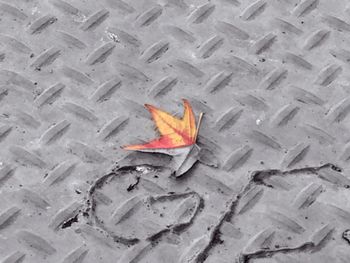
1, 0, 350, 262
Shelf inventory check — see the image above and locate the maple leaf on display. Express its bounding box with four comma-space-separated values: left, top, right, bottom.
123, 99, 205, 176
123, 99, 202, 151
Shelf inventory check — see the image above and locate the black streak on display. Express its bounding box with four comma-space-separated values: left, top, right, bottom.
127, 176, 140, 192
196, 163, 345, 263
61, 213, 79, 229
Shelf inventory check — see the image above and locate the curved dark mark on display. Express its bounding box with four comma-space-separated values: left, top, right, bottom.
0, 53, 5, 62
240, 0, 266, 21
163, 25, 196, 43
31, 47, 61, 70
80, 9, 109, 31
81, 160, 344, 261
20, 189, 50, 210
0, 70, 35, 90
206, 72, 232, 93
91, 77, 122, 103
107, 27, 141, 47
0, 165, 15, 187
57, 31, 87, 49
330, 48, 350, 65
16, 111, 41, 129
326, 97, 350, 123
259, 68, 287, 90
147, 191, 203, 236
61, 66, 94, 85
127, 176, 140, 192
342, 229, 350, 244
61, 214, 79, 229
229, 56, 259, 75
98, 116, 128, 140
249, 130, 282, 150
188, 4, 215, 24
315, 64, 342, 86
289, 86, 324, 105
0, 2, 27, 20
215, 21, 249, 40
237, 242, 313, 262
50, 0, 79, 15
173, 60, 204, 78
322, 15, 350, 32
0, 34, 31, 54
293, 183, 322, 209
195, 163, 343, 262
271, 105, 300, 127
10, 146, 46, 168
105, 0, 135, 13
118, 63, 150, 82
237, 186, 263, 214
239, 224, 334, 262
251, 33, 276, 54
252, 163, 342, 184
223, 145, 252, 171
16, 230, 56, 255
149, 76, 178, 98
198, 36, 224, 59
284, 52, 312, 70
0, 206, 21, 230
84, 165, 203, 247
293, 0, 318, 17
273, 18, 303, 35
40, 120, 70, 145
302, 124, 335, 144
29, 15, 57, 34
1, 251, 25, 263
86, 42, 115, 65
142, 41, 169, 63
215, 107, 243, 132
62, 246, 88, 263
64, 103, 98, 122
44, 161, 76, 186
0, 88, 8, 102
35, 83, 65, 107
136, 5, 162, 27
281, 143, 309, 168
0, 125, 12, 142
304, 30, 330, 50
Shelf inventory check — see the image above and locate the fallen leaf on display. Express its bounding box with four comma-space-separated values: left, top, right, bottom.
124, 99, 199, 150
123, 99, 204, 176
171, 144, 200, 177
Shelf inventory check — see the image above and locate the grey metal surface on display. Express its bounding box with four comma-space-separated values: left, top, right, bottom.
1, 0, 350, 262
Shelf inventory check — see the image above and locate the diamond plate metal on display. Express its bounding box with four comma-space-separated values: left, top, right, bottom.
1, 0, 350, 262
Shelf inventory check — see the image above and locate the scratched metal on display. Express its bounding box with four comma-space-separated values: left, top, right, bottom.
1, 0, 350, 262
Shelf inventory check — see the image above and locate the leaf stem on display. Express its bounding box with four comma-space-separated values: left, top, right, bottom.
195, 112, 204, 142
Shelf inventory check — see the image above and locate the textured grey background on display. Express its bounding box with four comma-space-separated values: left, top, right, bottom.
1, 0, 350, 262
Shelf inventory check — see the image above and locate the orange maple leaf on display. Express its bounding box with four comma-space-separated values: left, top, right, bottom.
123, 99, 203, 150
